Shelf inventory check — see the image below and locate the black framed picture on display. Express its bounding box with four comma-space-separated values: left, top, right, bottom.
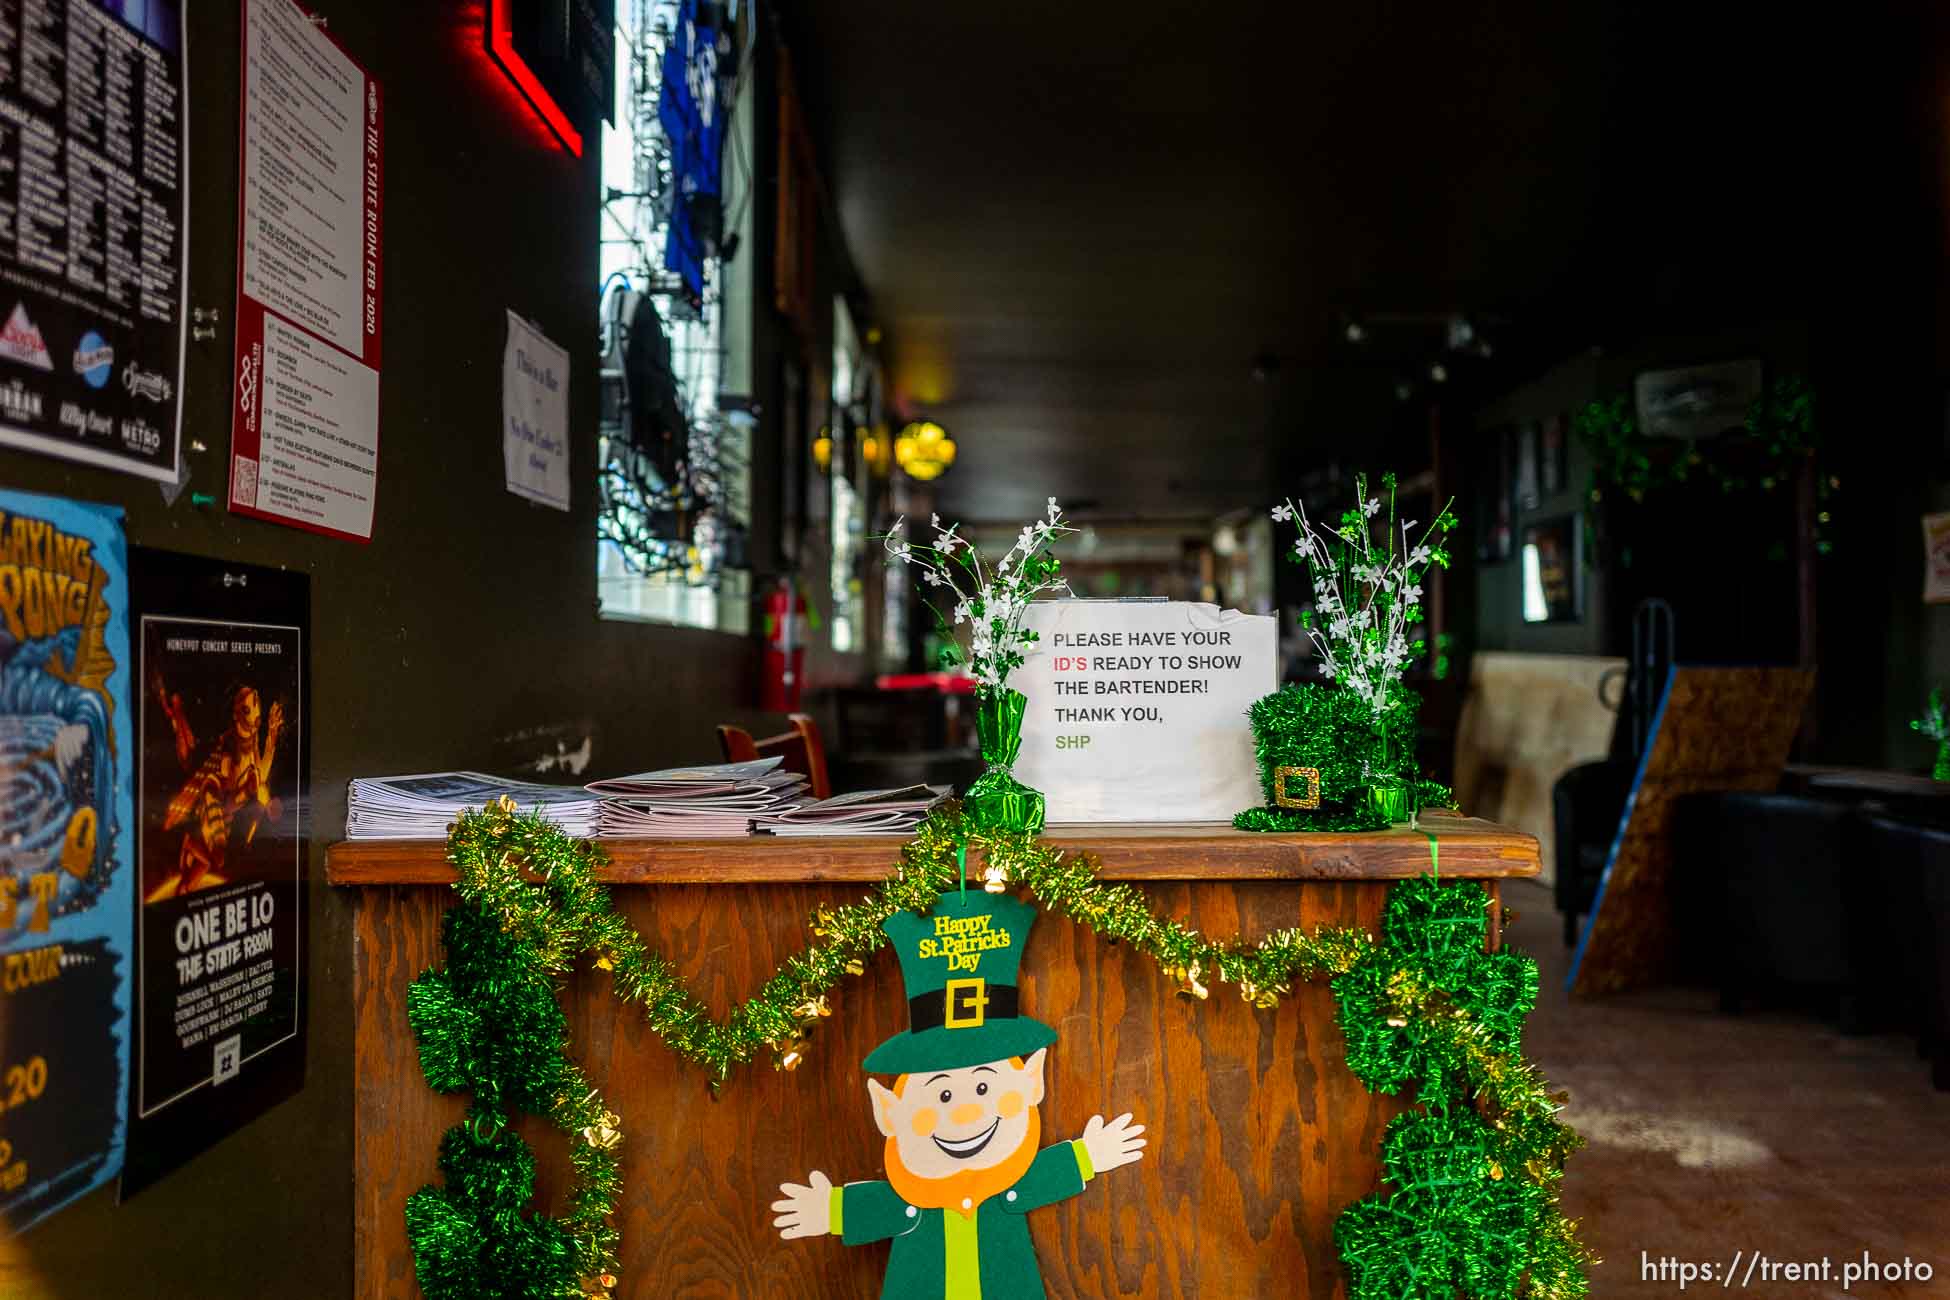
1540, 413, 1568, 496
1477, 425, 1515, 564
1515, 421, 1541, 510
1521, 513, 1582, 623
1632, 360, 1763, 441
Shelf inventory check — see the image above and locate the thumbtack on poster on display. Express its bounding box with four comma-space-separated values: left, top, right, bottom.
1014, 601, 1277, 822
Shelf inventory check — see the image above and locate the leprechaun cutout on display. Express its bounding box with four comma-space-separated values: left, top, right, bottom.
774, 892, 1146, 1299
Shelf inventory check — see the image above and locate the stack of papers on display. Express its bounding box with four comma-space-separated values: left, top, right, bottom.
753, 785, 951, 837
589, 758, 809, 838
346, 771, 601, 839
344, 763, 950, 843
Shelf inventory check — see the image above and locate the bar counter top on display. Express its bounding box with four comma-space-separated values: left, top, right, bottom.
324, 808, 1540, 885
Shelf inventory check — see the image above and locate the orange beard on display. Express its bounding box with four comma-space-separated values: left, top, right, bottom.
884, 1108, 1041, 1218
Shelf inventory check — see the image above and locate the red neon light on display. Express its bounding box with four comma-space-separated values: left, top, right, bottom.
486, 0, 583, 156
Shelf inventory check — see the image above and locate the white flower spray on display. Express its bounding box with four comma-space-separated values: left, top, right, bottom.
883, 499, 1078, 697
1272, 472, 1457, 771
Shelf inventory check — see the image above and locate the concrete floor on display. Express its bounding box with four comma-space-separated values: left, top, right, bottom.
1506, 881, 1950, 1299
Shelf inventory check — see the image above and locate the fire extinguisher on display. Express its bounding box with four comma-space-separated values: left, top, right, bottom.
761, 577, 809, 712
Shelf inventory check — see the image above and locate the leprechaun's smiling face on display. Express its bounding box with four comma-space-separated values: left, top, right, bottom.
870, 1049, 1046, 1183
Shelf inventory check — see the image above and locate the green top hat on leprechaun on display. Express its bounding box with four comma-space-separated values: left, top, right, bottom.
864, 892, 1058, 1075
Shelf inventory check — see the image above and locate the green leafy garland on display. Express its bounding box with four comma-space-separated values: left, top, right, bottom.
406, 798, 1588, 1300
1576, 375, 1831, 560
1910, 687, 1950, 782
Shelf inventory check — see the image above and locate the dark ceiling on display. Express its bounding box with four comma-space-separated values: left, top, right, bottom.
786, 1, 1883, 524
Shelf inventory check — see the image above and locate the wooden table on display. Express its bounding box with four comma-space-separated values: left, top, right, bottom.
330, 813, 1538, 1299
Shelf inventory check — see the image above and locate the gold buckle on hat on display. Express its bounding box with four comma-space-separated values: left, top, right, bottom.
1274, 766, 1322, 809
943, 978, 988, 1029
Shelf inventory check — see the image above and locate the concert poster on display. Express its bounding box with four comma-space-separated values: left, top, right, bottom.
0, 487, 134, 1235
119, 549, 308, 1197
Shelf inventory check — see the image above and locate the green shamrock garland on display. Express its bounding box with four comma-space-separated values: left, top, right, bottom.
404, 800, 1588, 1300
404, 903, 622, 1296
1332, 875, 1583, 1299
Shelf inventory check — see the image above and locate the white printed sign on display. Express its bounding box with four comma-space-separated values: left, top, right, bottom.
1015, 601, 1277, 823
228, 0, 383, 541
502, 312, 570, 511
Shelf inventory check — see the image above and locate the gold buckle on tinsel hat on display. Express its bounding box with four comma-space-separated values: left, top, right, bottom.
1273, 766, 1321, 810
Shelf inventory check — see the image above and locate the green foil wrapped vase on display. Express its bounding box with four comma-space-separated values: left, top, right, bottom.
965, 689, 1046, 835
1364, 775, 1415, 827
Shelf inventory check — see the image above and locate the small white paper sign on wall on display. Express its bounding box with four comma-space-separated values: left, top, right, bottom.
503, 311, 570, 511
1014, 601, 1277, 823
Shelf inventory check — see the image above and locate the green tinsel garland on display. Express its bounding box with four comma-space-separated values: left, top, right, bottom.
406, 799, 1589, 1300
1329, 877, 1584, 1298
405, 896, 622, 1298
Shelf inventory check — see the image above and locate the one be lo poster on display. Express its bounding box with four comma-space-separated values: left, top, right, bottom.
0, 488, 135, 1235
120, 550, 308, 1197
228, 0, 383, 541
0, 0, 189, 481
1014, 601, 1276, 822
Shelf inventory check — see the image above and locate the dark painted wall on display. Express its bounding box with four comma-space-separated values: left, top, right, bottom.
1465, 307, 1950, 774
1, 4, 771, 1295
1462, 0, 1950, 774
1471, 322, 1812, 662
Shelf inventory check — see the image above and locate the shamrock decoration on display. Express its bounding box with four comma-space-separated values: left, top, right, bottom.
1325, 877, 1586, 1300
404, 1115, 581, 1298
407, 903, 574, 1113
406, 903, 622, 1299
1336, 1109, 1565, 1300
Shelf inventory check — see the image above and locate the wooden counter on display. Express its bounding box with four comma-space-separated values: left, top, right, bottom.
335, 813, 1538, 1299
326, 812, 1541, 885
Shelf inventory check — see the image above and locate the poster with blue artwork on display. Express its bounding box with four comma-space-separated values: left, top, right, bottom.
659, 0, 728, 300
0, 488, 134, 1234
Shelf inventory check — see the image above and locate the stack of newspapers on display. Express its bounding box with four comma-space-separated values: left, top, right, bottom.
752, 785, 952, 837
345, 763, 952, 841
345, 772, 601, 839
587, 758, 808, 838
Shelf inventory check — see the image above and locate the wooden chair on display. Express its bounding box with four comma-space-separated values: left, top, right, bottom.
717, 713, 832, 800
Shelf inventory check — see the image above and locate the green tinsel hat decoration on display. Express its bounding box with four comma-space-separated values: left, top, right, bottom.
1234, 683, 1448, 832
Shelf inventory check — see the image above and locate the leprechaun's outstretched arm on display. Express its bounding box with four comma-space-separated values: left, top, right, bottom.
835, 1179, 918, 1245
1010, 1114, 1149, 1213
773, 1173, 917, 1245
